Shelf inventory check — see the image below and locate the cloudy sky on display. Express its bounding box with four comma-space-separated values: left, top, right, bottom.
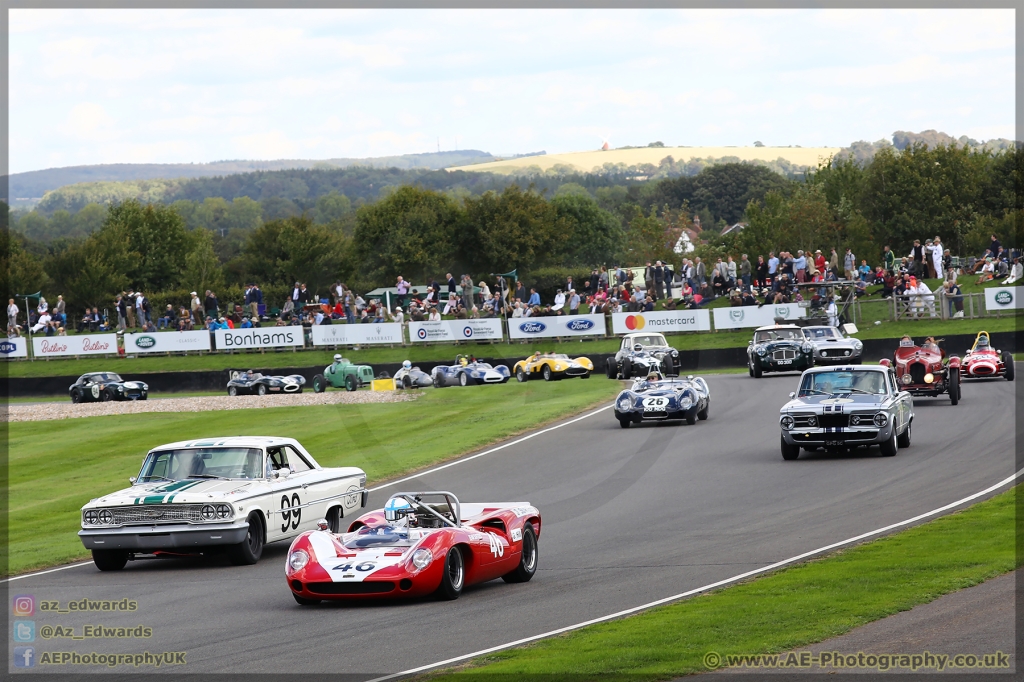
8, 8, 1015, 174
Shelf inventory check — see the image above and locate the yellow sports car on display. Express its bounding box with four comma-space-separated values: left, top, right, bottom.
513, 352, 594, 382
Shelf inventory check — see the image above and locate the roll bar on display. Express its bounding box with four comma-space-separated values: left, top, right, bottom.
387, 491, 461, 528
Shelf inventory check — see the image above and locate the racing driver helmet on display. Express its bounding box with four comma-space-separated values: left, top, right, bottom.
976, 334, 990, 349
333, 353, 342, 362
384, 496, 414, 524
402, 360, 412, 370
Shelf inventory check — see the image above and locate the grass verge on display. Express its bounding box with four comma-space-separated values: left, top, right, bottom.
426, 485, 1017, 680
7, 378, 620, 576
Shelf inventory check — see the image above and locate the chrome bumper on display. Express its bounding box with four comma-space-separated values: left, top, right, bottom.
79, 521, 249, 551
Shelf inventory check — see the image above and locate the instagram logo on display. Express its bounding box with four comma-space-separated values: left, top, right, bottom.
12, 595, 34, 616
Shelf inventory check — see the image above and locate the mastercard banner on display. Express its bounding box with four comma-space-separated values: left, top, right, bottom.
611, 310, 711, 334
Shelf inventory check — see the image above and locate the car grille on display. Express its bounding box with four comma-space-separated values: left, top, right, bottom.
773, 349, 797, 361
565, 366, 588, 376
109, 504, 206, 525
818, 413, 848, 429
819, 349, 851, 358
306, 581, 395, 595
909, 362, 927, 384
802, 431, 878, 443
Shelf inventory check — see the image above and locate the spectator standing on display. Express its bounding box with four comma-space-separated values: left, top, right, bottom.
843, 249, 856, 281
446, 273, 457, 296
793, 250, 807, 283
190, 292, 203, 326
767, 252, 779, 284
252, 284, 263, 319
726, 256, 737, 288
125, 291, 137, 329
943, 280, 964, 318
141, 293, 152, 325
739, 254, 752, 291
653, 261, 665, 300
568, 290, 580, 315
53, 295, 66, 325
755, 256, 768, 288
828, 248, 840, 274
984, 234, 1001, 260
134, 291, 145, 327
883, 245, 896, 273
931, 237, 944, 280
291, 281, 302, 306
858, 260, 872, 282
908, 240, 925, 277
397, 276, 410, 308
298, 283, 310, 305
7, 298, 18, 332
813, 250, 826, 274
116, 295, 128, 331
694, 257, 706, 287
204, 290, 219, 320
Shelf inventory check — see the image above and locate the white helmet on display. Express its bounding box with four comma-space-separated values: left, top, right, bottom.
333, 354, 342, 362
402, 360, 412, 370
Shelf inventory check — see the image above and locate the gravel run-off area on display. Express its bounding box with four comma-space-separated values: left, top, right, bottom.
5, 391, 420, 422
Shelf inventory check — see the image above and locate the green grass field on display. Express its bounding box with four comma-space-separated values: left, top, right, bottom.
428, 485, 1017, 680
6, 378, 621, 576
7, 277, 1018, 379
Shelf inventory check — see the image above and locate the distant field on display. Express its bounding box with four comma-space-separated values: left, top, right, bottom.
448, 146, 842, 175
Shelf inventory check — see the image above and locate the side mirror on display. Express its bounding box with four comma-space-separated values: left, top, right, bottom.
129, 476, 137, 484
361, 490, 370, 508
748, 340, 753, 346
789, 392, 796, 399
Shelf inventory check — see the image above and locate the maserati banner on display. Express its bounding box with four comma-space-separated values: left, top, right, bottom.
311, 323, 404, 346
712, 304, 806, 330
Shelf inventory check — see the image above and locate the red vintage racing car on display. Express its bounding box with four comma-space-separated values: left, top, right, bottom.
285, 491, 539, 604
961, 331, 1015, 381
881, 335, 961, 405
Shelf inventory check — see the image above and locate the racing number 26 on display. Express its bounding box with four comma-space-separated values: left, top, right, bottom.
280, 493, 301, 532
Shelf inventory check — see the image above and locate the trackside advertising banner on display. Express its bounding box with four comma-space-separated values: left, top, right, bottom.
0, 337, 29, 359
508, 314, 606, 339
984, 286, 1023, 311
215, 327, 304, 350
409, 319, 503, 343
125, 331, 211, 354
311, 323, 404, 346
32, 334, 118, 357
611, 310, 711, 334
712, 303, 806, 330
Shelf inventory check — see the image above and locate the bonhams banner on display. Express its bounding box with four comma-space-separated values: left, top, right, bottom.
32, 334, 118, 357
215, 327, 305, 350
611, 310, 711, 334
712, 303, 806, 330
508, 314, 606, 339
125, 331, 211, 354
0, 337, 29, 359
311, 323, 404, 346
409, 319, 503, 343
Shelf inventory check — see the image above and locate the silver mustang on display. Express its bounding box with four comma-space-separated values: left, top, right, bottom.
779, 365, 913, 460
802, 324, 864, 365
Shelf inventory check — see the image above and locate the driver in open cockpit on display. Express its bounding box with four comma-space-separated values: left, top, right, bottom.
899, 335, 914, 348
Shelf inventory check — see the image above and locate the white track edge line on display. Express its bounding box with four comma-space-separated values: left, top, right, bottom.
365, 466, 1024, 682
1, 403, 613, 583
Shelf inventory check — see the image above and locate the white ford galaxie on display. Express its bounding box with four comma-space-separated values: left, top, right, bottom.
79, 437, 367, 571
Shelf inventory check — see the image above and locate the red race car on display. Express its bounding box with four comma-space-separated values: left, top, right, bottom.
961, 331, 1015, 381
285, 491, 540, 605
882, 335, 961, 405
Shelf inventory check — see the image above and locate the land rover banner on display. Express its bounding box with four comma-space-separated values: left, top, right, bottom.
0, 337, 29, 359
125, 331, 211, 354
611, 310, 711, 334
508, 314, 606, 339
712, 304, 806, 330
215, 327, 305, 350
311, 323, 404, 346
409, 319, 503, 343
984, 286, 1023, 311
32, 334, 119, 357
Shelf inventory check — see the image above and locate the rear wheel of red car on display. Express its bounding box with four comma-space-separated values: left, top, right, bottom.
948, 369, 959, 405
227, 514, 264, 566
92, 549, 128, 571
435, 547, 465, 600
312, 374, 326, 393
896, 420, 912, 449
1003, 352, 1015, 381
781, 434, 800, 460
880, 426, 898, 457
502, 523, 538, 584
292, 593, 321, 606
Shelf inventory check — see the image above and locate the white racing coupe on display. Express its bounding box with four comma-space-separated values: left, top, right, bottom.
79, 437, 368, 571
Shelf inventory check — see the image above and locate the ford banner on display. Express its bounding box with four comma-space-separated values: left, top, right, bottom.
508, 314, 606, 339
32, 334, 119, 357
409, 319, 503, 343
311, 323, 404, 346
611, 310, 711, 334
712, 304, 806, 330
214, 327, 305, 350
0, 337, 29, 359
125, 331, 211, 354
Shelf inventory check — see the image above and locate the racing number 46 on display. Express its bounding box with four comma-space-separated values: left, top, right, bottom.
280, 493, 301, 533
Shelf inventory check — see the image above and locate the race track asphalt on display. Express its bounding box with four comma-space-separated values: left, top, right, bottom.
10, 370, 1018, 678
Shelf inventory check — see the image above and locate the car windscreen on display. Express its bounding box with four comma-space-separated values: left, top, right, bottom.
632, 335, 668, 347
138, 447, 264, 481
803, 327, 839, 340
799, 370, 886, 396
754, 329, 802, 343
85, 373, 122, 383
342, 525, 421, 549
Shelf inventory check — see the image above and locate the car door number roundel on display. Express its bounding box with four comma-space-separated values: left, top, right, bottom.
280, 493, 301, 532
642, 397, 669, 411
487, 532, 504, 558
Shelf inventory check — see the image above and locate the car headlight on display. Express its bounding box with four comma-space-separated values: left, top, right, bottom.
781, 415, 795, 429
84, 510, 99, 525
801, 343, 813, 354
617, 396, 632, 411
554, 364, 565, 370
924, 373, 934, 384
873, 413, 888, 427
215, 504, 231, 519
288, 550, 309, 572
901, 374, 912, 384
756, 346, 767, 356
201, 504, 216, 520
853, 340, 863, 350
680, 397, 693, 409
806, 415, 818, 427
98, 509, 113, 525
671, 350, 679, 357
411, 548, 433, 570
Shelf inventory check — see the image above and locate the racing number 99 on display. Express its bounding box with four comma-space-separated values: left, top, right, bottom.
280, 493, 301, 533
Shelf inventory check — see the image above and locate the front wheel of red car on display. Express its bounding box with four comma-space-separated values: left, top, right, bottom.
948, 369, 959, 405
435, 547, 465, 600
1003, 352, 1015, 381
503, 523, 538, 584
